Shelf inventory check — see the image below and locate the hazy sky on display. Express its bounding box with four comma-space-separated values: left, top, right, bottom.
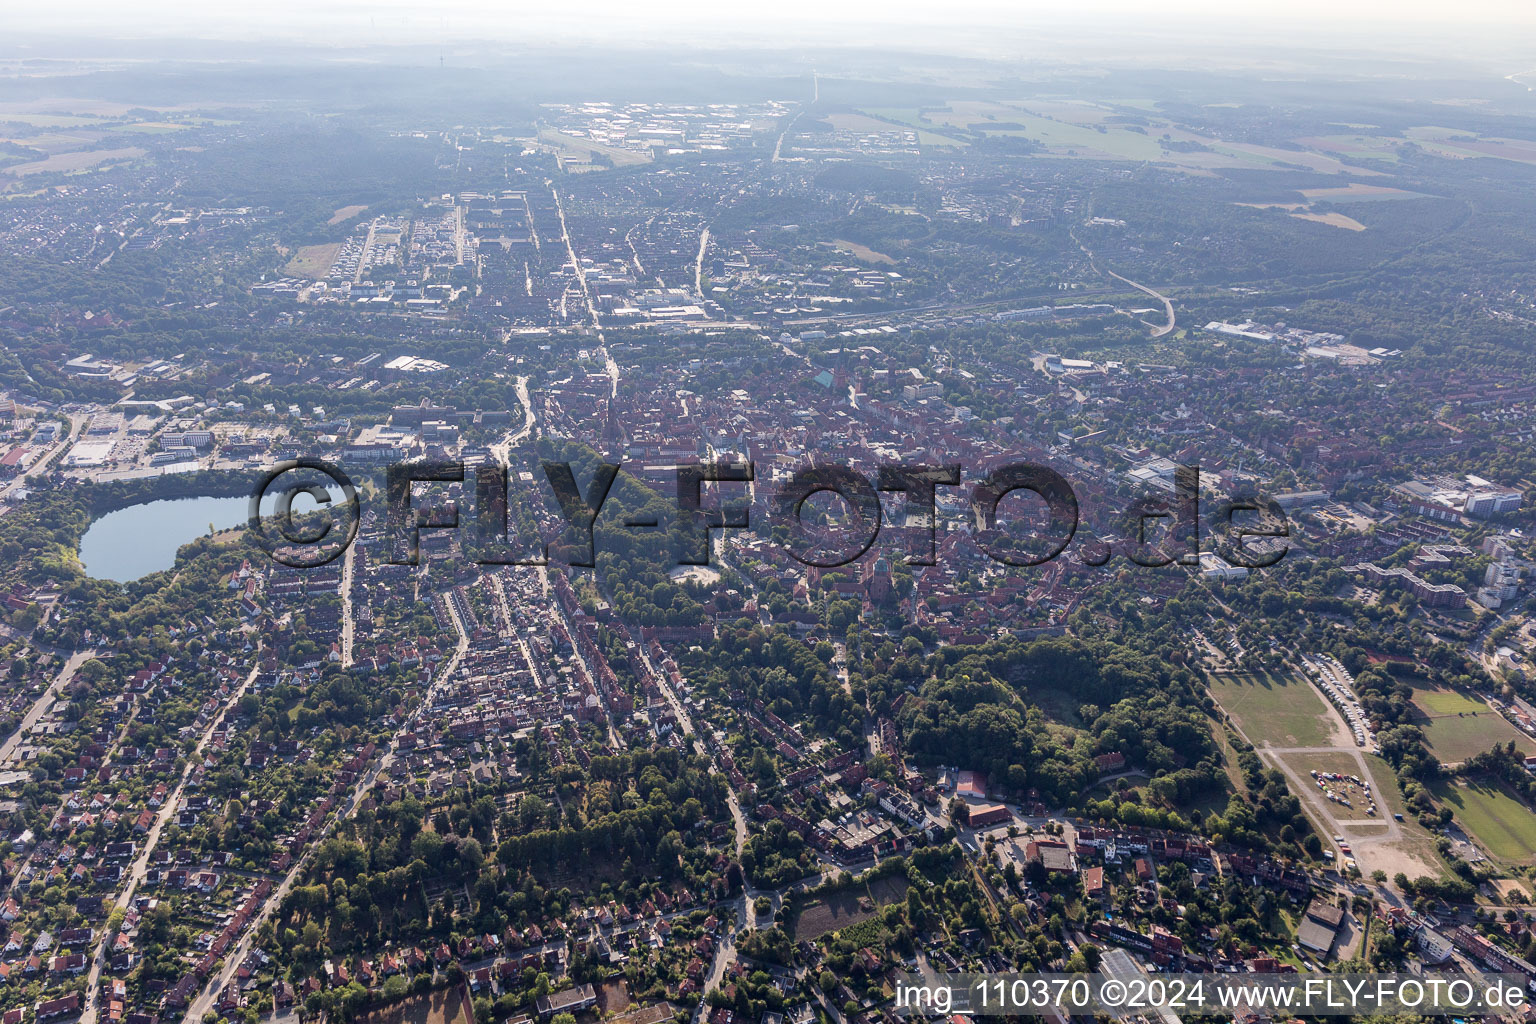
8, 0, 1536, 57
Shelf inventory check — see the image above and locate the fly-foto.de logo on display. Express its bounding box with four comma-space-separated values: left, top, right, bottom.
248, 457, 1290, 572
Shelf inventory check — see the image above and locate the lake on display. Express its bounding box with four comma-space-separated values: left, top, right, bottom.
78, 495, 255, 582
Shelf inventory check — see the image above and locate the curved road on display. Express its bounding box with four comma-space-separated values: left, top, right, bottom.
1105, 269, 1176, 338
1073, 229, 1176, 338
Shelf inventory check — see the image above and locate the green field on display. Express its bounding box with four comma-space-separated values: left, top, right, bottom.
862, 100, 1376, 171
858, 109, 970, 148
950, 108, 1165, 160
1209, 670, 1338, 747
1410, 686, 1536, 763
1414, 688, 1486, 715
1432, 779, 1536, 864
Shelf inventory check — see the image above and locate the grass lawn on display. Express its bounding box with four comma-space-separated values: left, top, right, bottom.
1410, 686, 1536, 763
328, 204, 368, 225
832, 239, 896, 264
1363, 753, 1452, 876
284, 242, 341, 280
1432, 779, 1536, 864
1365, 755, 1412, 819
1208, 670, 1338, 747
1413, 688, 1486, 715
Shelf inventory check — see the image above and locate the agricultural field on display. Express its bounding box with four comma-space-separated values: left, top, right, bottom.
102, 121, 190, 134
857, 109, 970, 147
1431, 779, 1536, 865
0, 112, 107, 128
1403, 126, 1536, 165
1298, 133, 1403, 162
2, 146, 145, 177
1235, 203, 1368, 231
1299, 183, 1437, 202
1208, 670, 1341, 748
824, 112, 909, 134
0, 130, 111, 155
1409, 685, 1536, 763
862, 99, 1386, 173
1290, 211, 1368, 231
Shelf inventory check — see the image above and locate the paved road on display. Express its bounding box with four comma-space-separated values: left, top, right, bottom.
549, 183, 618, 400
339, 543, 357, 668
0, 414, 82, 502
1073, 228, 1176, 338
490, 375, 536, 466
1104, 269, 1176, 337
84, 655, 266, 1024
694, 226, 711, 298
186, 604, 473, 1022
0, 648, 95, 766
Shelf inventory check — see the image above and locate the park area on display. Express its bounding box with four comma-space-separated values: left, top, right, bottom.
1431, 778, 1536, 865
1208, 670, 1340, 747
1409, 685, 1536, 763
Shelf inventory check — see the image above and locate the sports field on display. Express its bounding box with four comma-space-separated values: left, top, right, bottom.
1431, 779, 1536, 864
1409, 686, 1536, 763
1208, 670, 1338, 747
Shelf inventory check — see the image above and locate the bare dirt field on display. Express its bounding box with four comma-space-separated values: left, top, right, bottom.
1291, 211, 1367, 231
833, 239, 896, 264
790, 875, 908, 940
356, 985, 473, 1024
